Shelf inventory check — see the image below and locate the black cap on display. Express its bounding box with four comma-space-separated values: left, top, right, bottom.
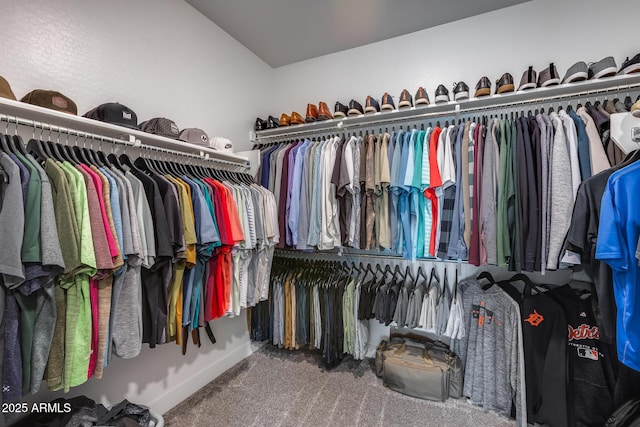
84, 103, 138, 129
139, 117, 180, 139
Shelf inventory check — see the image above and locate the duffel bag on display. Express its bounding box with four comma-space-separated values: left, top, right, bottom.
382, 339, 450, 401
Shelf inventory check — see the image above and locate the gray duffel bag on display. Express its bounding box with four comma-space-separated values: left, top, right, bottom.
377, 334, 463, 401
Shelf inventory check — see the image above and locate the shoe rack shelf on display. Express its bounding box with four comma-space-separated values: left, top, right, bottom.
0, 96, 250, 168
255, 73, 640, 140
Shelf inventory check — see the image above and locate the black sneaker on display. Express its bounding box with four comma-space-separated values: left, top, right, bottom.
474, 76, 491, 97
364, 96, 380, 114
398, 89, 413, 109
266, 115, 279, 129
348, 99, 364, 116
619, 53, 640, 75
453, 82, 469, 101
415, 87, 430, 106
538, 63, 560, 87
434, 84, 450, 103
334, 101, 348, 119
588, 57, 617, 79
381, 93, 395, 111
254, 117, 266, 132
518, 66, 537, 91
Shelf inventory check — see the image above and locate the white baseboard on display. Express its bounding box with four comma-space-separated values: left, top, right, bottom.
149, 340, 255, 414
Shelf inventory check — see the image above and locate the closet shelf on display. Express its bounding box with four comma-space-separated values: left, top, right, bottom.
255, 73, 640, 140
0, 96, 250, 166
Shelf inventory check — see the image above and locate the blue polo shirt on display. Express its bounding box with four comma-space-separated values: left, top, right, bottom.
596, 161, 640, 370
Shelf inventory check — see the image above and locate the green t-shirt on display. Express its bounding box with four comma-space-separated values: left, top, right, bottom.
57, 161, 97, 391
43, 159, 79, 391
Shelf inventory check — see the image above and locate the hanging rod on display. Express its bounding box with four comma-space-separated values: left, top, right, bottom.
0, 113, 132, 147
139, 143, 245, 169
256, 74, 640, 141
0, 113, 249, 169
274, 249, 464, 264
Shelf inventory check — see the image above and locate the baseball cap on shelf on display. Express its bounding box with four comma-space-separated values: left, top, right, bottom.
179, 128, 209, 147
210, 137, 234, 152
139, 117, 180, 139
20, 89, 77, 115
0, 76, 16, 100
84, 103, 138, 129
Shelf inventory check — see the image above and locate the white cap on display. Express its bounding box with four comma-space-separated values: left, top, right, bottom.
210, 136, 234, 152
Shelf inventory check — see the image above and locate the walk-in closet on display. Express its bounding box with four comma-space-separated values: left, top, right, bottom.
1, 0, 640, 426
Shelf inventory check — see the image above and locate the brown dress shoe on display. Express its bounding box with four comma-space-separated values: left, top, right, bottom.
290, 111, 304, 125
279, 113, 290, 126
496, 73, 515, 94
318, 102, 333, 121
305, 104, 318, 123
474, 76, 491, 97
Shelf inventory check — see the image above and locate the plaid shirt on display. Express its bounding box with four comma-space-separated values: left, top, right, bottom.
437, 126, 458, 258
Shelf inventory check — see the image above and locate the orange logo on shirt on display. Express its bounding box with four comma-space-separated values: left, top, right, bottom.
525, 310, 544, 327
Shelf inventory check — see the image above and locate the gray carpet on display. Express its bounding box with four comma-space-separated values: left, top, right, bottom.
164, 345, 515, 427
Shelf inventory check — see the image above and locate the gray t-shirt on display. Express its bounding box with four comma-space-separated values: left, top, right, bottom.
0, 153, 25, 287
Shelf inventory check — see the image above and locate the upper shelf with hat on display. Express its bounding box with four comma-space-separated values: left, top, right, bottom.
255, 69, 640, 140
0, 87, 249, 166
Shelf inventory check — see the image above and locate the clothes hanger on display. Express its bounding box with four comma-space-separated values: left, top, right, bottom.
476, 270, 495, 290
1, 120, 17, 155
107, 149, 125, 172
404, 265, 415, 283
9, 121, 27, 156
0, 131, 11, 153
41, 128, 63, 161
392, 265, 403, 281
508, 273, 548, 295
61, 133, 77, 163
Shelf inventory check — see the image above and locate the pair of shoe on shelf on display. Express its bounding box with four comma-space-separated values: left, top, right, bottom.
335, 84, 468, 118
474, 54, 640, 98
254, 102, 334, 130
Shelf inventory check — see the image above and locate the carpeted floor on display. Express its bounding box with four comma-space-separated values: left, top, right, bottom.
164, 345, 515, 427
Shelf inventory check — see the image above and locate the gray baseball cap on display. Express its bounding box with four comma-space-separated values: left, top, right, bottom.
179, 128, 209, 146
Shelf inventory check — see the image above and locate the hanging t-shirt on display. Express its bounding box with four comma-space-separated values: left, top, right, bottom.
596, 161, 640, 371
548, 284, 616, 427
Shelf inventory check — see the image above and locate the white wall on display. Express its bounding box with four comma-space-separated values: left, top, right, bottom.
0, 0, 274, 152
0, 0, 274, 417
272, 0, 640, 116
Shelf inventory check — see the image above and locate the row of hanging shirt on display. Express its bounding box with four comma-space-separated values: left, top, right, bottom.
266, 258, 369, 366
0, 130, 278, 402
250, 256, 466, 365
256, 101, 627, 273
356, 263, 465, 340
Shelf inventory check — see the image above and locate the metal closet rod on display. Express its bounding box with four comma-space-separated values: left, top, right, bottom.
0, 113, 249, 170
0, 113, 130, 146
139, 144, 245, 169
274, 249, 466, 264
258, 81, 640, 141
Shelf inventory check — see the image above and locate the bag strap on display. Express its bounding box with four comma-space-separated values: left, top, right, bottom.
393, 342, 434, 365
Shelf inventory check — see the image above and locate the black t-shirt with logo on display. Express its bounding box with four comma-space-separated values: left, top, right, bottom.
521, 290, 568, 427
565, 168, 617, 345
548, 284, 617, 427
